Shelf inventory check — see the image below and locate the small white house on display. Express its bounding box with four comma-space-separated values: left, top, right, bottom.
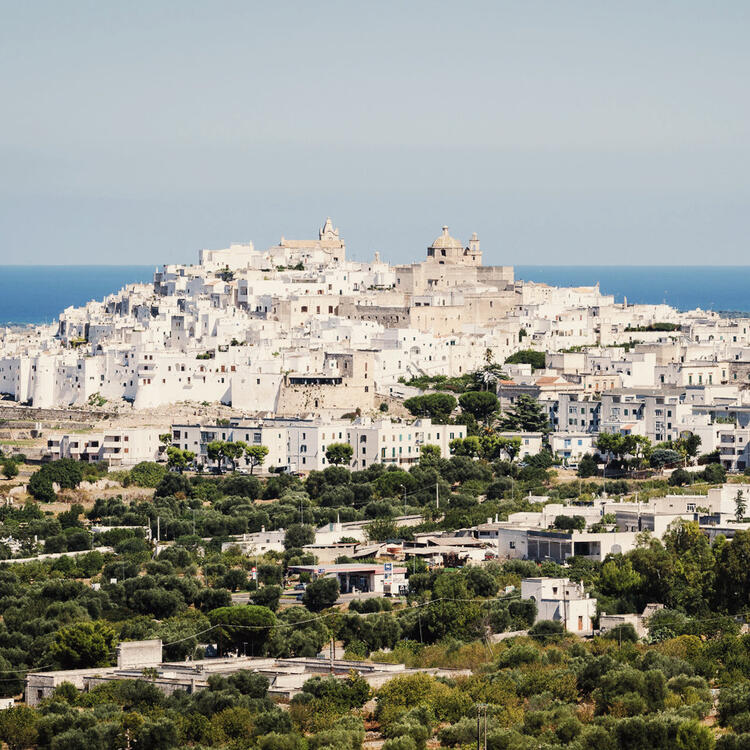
221, 529, 286, 554
521, 577, 596, 636
289, 563, 408, 596
549, 432, 596, 463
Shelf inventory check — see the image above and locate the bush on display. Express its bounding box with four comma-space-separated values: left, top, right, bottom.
553, 515, 586, 531
302, 577, 340, 612
128, 462, 167, 488
577, 454, 600, 478
528, 620, 564, 644
603, 623, 639, 643
701, 463, 727, 484
251, 585, 282, 612
154, 472, 192, 498
285, 524, 315, 550
403, 394, 457, 424
505, 349, 545, 370
28, 471, 56, 502
669, 468, 692, 487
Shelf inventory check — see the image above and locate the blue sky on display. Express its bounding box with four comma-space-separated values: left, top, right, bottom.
2, 1, 749, 265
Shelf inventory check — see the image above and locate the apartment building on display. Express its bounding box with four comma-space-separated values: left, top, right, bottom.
172, 417, 465, 474
46, 428, 161, 467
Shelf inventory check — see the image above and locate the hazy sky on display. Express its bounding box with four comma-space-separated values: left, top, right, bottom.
2, 1, 749, 265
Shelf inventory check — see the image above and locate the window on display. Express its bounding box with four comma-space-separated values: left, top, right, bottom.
578, 616, 583, 631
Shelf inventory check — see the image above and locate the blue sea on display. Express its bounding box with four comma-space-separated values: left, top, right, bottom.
515, 266, 750, 314
0, 265, 749, 325
0, 266, 154, 326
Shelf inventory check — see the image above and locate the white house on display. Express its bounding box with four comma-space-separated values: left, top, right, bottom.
521, 577, 596, 636
288, 563, 408, 596
46, 428, 161, 467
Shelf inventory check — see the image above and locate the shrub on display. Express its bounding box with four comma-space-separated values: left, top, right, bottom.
303, 577, 339, 612
127, 462, 167, 488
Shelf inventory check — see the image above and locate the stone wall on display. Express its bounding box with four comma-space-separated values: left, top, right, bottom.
0, 405, 110, 422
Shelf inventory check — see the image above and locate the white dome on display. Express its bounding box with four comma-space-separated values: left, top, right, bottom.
429, 226, 463, 250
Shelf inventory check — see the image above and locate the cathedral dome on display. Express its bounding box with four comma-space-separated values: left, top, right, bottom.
429, 226, 463, 250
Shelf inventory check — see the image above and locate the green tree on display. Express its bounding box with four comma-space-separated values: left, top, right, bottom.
206, 440, 224, 472
702, 463, 727, 484
403, 393, 457, 423
505, 349, 545, 370
365, 517, 400, 542
423, 571, 482, 641
302, 576, 340, 612
251, 585, 282, 612
499, 394, 549, 432
128, 461, 168, 487
208, 605, 276, 656
669, 468, 692, 486
679, 432, 702, 460
285, 524, 315, 550
735, 489, 746, 523
1, 460, 18, 480
663, 520, 715, 614
221, 441, 246, 472
598, 558, 644, 598
449, 436, 481, 458
27, 470, 56, 502
650, 448, 682, 469
419, 444, 441, 466
154, 472, 192, 498
268, 606, 331, 658
676, 719, 714, 750
0, 706, 39, 750
495, 436, 522, 462
577, 454, 599, 478
458, 391, 499, 423
714, 529, 750, 614
326, 443, 353, 466
245, 444, 270, 474
166, 446, 194, 473
553, 515, 586, 531
49, 620, 116, 668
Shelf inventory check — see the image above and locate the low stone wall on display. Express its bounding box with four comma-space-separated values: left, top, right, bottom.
0, 405, 110, 422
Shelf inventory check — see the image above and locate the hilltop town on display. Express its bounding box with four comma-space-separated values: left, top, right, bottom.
2, 219, 750, 474
3, 221, 750, 750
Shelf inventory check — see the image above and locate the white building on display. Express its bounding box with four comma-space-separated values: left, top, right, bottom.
172, 417, 464, 474
289, 563, 408, 596
521, 577, 597, 636
46, 428, 161, 467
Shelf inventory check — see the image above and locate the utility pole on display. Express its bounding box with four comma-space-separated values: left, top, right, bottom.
476, 704, 487, 750
157, 516, 160, 543
435, 482, 439, 510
